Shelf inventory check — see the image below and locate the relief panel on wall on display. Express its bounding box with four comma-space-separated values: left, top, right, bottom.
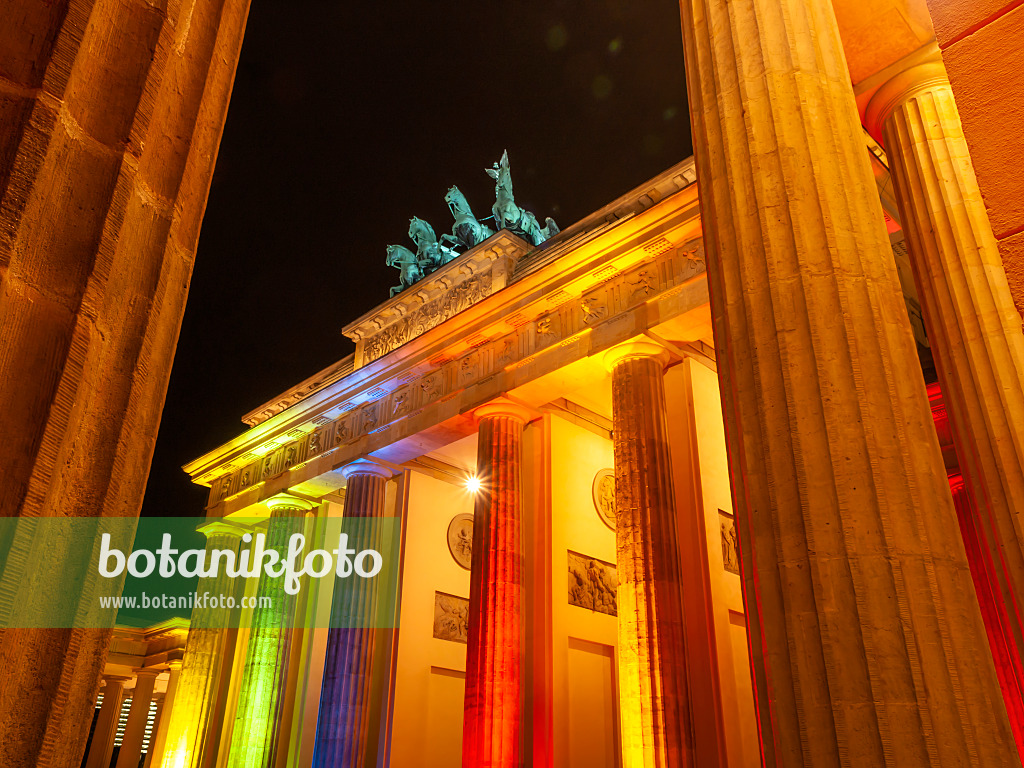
719, 509, 739, 575
433, 592, 469, 643
568, 551, 617, 616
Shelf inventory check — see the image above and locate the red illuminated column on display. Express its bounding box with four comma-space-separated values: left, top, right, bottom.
463, 399, 531, 768
606, 342, 695, 768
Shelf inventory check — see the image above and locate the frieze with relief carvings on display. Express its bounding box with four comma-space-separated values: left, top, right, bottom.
208, 240, 706, 506
363, 271, 494, 363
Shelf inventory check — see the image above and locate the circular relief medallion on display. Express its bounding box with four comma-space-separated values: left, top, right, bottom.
447, 513, 474, 570
592, 468, 616, 530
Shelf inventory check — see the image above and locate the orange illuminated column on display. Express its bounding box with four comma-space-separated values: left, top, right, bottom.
462, 399, 530, 768
160, 522, 246, 768
677, 0, 1018, 763
227, 497, 312, 768
605, 342, 694, 768
312, 460, 391, 768
866, 58, 1024, 692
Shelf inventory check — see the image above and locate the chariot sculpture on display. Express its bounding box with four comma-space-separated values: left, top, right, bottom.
386, 150, 559, 296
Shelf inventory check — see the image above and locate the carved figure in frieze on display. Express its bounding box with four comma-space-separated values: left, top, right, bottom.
420, 374, 441, 402
219, 477, 232, 501
629, 270, 657, 303
240, 469, 251, 487
486, 150, 559, 246
441, 186, 494, 252
460, 355, 476, 383
535, 315, 557, 346
336, 419, 352, 445
682, 243, 705, 269
362, 403, 380, 432
308, 430, 322, 456
283, 446, 297, 469
393, 390, 410, 416
497, 338, 516, 367
261, 456, 275, 480
581, 295, 608, 325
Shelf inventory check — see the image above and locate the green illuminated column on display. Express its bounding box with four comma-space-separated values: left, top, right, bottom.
226, 496, 312, 768
160, 522, 246, 768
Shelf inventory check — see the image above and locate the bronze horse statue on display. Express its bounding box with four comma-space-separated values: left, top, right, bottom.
385, 244, 429, 297
486, 150, 559, 246
441, 186, 494, 251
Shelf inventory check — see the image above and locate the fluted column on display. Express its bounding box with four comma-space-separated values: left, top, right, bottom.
605, 342, 694, 768
85, 675, 129, 768
147, 661, 182, 768
160, 523, 246, 768
227, 497, 311, 768
867, 58, 1024, 702
462, 399, 529, 768
117, 669, 160, 768
677, 0, 1017, 765
312, 460, 391, 768
0, 0, 252, 764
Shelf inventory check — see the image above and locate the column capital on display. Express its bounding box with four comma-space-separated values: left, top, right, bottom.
865, 58, 950, 142
132, 668, 160, 680
165, 659, 183, 672
602, 340, 671, 372
101, 675, 130, 687
341, 459, 392, 480
265, 493, 316, 513
473, 397, 533, 425
195, 519, 249, 540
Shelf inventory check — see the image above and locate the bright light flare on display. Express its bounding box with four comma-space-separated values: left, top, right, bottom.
466, 475, 482, 494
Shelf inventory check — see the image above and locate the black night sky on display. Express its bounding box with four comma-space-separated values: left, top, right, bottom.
140, 0, 692, 516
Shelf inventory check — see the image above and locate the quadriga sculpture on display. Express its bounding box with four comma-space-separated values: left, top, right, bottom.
385, 244, 428, 297
440, 186, 494, 251
486, 150, 559, 246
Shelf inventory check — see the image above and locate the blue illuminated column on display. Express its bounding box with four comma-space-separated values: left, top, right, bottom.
226, 495, 313, 768
311, 459, 391, 768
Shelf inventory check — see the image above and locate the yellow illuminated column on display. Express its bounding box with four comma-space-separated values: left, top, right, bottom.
147, 661, 182, 768
677, 0, 1018, 764
226, 496, 312, 768
85, 675, 129, 768
605, 342, 694, 768
867, 58, 1024, 661
160, 523, 246, 768
116, 668, 160, 768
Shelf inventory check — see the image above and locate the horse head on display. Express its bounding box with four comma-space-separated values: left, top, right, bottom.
386, 244, 414, 267
408, 216, 436, 244
446, 186, 470, 216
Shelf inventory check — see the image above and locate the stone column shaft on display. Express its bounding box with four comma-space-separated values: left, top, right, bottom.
160, 524, 245, 768
0, 0, 252, 765
85, 676, 129, 768
608, 344, 694, 768
677, 0, 1018, 765
869, 60, 1024, 691
147, 661, 182, 768
117, 669, 160, 768
312, 462, 390, 768
227, 501, 309, 768
462, 401, 528, 768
